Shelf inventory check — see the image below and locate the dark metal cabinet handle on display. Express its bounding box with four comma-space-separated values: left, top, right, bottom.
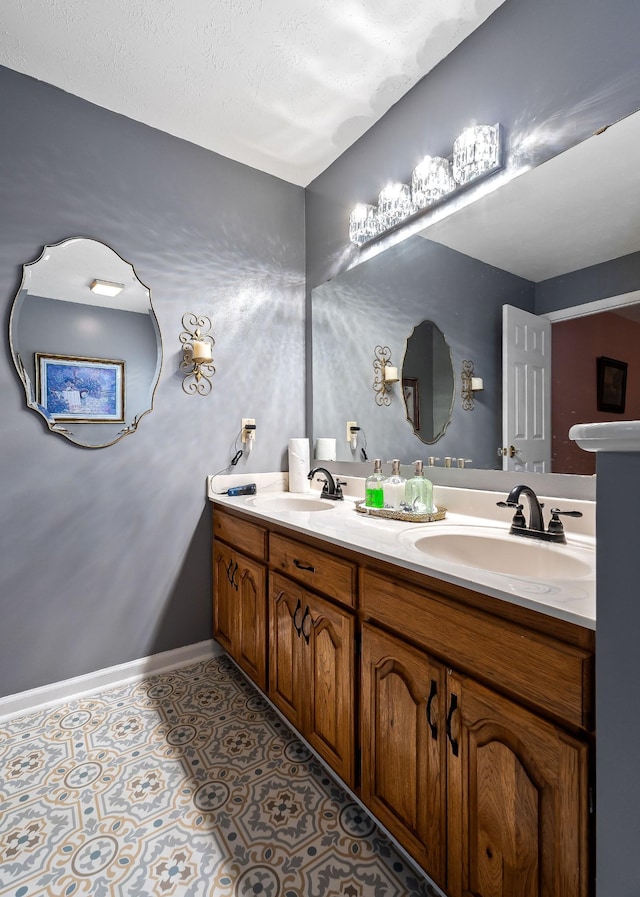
293, 559, 315, 573
230, 562, 238, 591
446, 693, 459, 757
292, 599, 303, 635
226, 559, 234, 583
426, 679, 438, 740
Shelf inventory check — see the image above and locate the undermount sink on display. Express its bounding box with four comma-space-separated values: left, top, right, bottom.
401, 526, 594, 580
247, 494, 336, 513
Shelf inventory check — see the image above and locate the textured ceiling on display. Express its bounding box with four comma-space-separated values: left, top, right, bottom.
0, 0, 505, 186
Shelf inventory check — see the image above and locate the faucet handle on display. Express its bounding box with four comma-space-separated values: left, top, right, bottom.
496, 500, 526, 529
548, 508, 583, 535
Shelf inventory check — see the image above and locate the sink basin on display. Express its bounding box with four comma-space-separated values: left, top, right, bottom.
401, 527, 594, 580
247, 495, 336, 513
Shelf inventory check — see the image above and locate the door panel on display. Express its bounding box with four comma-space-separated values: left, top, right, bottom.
269, 573, 305, 729
447, 671, 589, 897
236, 556, 267, 690
361, 624, 446, 885
305, 592, 355, 786
213, 542, 235, 654
502, 304, 551, 472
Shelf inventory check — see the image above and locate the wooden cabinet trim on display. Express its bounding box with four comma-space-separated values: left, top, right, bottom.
270, 532, 357, 609
213, 506, 268, 561
361, 569, 593, 732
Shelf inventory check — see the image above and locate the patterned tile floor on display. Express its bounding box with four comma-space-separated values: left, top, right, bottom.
0, 655, 440, 897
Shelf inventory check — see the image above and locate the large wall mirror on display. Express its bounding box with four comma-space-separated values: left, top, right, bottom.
9, 238, 162, 447
312, 108, 640, 477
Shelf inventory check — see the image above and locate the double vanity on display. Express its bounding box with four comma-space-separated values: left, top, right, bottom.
209, 472, 595, 897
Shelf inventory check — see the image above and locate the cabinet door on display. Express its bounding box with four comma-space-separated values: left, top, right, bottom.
447, 671, 589, 897
360, 624, 447, 885
303, 591, 355, 786
234, 553, 267, 690
269, 573, 306, 730
213, 541, 236, 654
213, 542, 267, 689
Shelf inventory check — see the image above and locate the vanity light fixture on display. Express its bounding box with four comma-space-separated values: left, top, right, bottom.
90, 278, 124, 297
377, 182, 413, 230
373, 345, 398, 406
179, 313, 215, 396
461, 360, 483, 410
452, 124, 502, 186
349, 122, 503, 246
412, 155, 455, 210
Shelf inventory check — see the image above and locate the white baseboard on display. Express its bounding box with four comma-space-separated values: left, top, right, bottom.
0, 639, 224, 723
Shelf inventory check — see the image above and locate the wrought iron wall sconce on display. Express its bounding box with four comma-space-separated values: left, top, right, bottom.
373, 345, 399, 406
461, 360, 484, 410
179, 313, 215, 395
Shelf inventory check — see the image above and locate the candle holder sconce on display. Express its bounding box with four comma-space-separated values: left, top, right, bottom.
461, 360, 483, 410
180, 313, 215, 395
373, 345, 399, 406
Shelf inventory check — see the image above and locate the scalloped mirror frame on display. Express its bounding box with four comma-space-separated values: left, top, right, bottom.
9, 238, 163, 448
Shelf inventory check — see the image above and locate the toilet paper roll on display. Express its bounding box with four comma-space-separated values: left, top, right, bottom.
315, 437, 337, 461
288, 438, 311, 493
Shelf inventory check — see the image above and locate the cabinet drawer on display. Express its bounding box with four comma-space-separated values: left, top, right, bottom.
270, 533, 357, 608
361, 570, 593, 730
213, 508, 267, 561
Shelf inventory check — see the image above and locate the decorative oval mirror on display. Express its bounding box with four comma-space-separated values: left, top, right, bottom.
402, 319, 454, 444
9, 238, 162, 447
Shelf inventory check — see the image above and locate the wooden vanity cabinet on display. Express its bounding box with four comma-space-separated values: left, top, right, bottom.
212, 504, 594, 897
360, 569, 593, 897
268, 536, 357, 787
212, 510, 268, 690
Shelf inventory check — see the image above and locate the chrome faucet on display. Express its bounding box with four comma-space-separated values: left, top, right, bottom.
497, 483, 582, 543
307, 467, 345, 500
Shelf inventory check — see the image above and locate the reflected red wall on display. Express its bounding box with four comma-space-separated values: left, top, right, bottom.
552, 311, 640, 473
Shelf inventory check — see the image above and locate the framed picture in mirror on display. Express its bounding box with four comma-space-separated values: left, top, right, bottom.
35, 354, 125, 423
402, 377, 420, 430
597, 356, 627, 414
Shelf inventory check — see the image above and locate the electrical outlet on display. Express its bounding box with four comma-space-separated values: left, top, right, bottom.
241, 418, 256, 444
346, 420, 358, 444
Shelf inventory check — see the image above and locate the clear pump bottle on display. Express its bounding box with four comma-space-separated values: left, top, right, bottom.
382, 459, 406, 510
405, 460, 434, 513
365, 459, 385, 509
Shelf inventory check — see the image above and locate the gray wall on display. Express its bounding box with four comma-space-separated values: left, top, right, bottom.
0, 65, 305, 697
304, 1, 640, 894
536, 250, 640, 315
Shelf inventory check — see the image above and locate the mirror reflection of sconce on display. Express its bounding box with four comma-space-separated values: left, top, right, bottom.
179, 313, 215, 395
461, 360, 484, 410
373, 345, 399, 406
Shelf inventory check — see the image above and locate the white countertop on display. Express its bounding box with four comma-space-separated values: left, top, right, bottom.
208, 473, 595, 630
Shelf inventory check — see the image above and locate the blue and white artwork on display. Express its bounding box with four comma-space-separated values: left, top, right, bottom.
36, 354, 125, 422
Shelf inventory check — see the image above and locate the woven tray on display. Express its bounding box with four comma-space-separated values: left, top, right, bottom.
354, 500, 446, 523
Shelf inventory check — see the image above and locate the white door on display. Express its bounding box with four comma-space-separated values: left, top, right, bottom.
502, 305, 551, 472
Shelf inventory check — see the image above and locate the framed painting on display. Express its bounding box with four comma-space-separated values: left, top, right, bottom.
35, 354, 125, 423
402, 377, 420, 431
597, 355, 627, 414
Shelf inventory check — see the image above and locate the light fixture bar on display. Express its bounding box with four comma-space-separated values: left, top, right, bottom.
90, 278, 125, 297
349, 122, 503, 247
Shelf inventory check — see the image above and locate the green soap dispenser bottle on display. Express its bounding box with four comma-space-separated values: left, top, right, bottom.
365, 458, 385, 508
405, 460, 434, 513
